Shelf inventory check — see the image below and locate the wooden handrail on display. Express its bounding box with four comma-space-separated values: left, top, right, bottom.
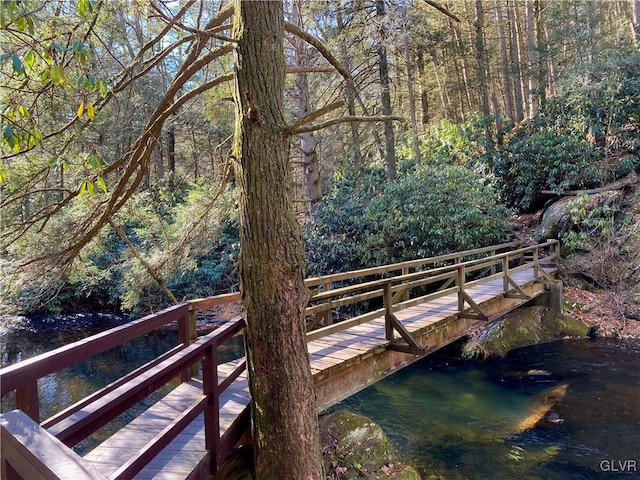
305, 240, 522, 288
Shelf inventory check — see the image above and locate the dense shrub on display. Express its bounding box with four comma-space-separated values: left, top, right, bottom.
304, 165, 511, 276
489, 121, 600, 211
488, 49, 640, 212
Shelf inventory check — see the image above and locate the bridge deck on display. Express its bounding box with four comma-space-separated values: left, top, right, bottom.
83, 266, 544, 479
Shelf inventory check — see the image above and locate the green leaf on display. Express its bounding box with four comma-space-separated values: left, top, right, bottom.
0, 163, 7, 185
99, 80, 108, 98
24, 50, 35, 69
12, 53, 24, 75
87, 102, 95, 119
2, 125, 16, 149
50, 64, 65, 85
79, 178, 95, 195
96, 176, 107, 192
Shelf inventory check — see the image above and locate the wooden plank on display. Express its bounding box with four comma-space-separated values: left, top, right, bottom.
0, 410, 109, 480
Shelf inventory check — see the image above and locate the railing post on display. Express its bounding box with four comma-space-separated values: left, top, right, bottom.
179, 305, 197, 382
187, 305, 199, 378
15, 381, 39, 422
323, 281, 333, 326
457, 264, 465, 313
490, 249, 497, 274
534, 246, 540, 279
401, 267, 410, 302
502, 255, 509, 292
383, 282, 394, 341
203, 343, 221, 473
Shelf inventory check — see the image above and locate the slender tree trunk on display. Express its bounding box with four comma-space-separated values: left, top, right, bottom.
632, 0, 640, 43
401, 2, 420, 162
495, 0, 514, 121
292, 0, 321, 214
167, 123, 176, 188
231, 1, 323, 478
525, 0, 538, 116
507, 0, 525, 122
416, 51, 430, 129
534, 0, 547, 109
155, 141, 164, 187
376, 0, 396, 181
336, 5, 363, 172
474, 0, 491, 145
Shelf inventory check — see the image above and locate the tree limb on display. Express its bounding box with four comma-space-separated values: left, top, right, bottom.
422, 0, 461, 22
286, 100, 345, 132
108, 219, 179, 305
291, 115, 405, 134
284, 22, 351, 81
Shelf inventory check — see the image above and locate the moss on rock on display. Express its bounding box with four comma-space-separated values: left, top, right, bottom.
463, 305, 590, 358
320, 411, 421, 480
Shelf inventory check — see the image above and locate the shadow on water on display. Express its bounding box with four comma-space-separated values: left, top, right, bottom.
333, 338, 640, 480
0, 313, 244, 454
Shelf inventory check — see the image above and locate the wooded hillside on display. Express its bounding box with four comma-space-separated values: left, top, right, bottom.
1, 0, 639, 314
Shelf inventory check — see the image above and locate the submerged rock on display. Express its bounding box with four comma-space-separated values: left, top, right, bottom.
320, 411, 421, 480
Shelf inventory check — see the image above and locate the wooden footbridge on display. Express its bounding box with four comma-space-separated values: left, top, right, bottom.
1, 240, 560, 480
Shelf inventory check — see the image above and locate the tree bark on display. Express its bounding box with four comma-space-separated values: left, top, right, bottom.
336, 5, 363, 173
401, 2, 420, 162
292, 0, 321, 215
495, 0, 515, 121
633, 0, 640, 43
376, 0, 397, 181
524, 0, 538, 116
231, 2, 323, 479
507, 0, 525, 123
474, 0, 491, 145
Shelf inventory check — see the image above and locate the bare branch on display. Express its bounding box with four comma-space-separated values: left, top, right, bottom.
291, 115, 405, 134
422, 0, 461, 22
287, 100, 344, 132
284, 22, 351, 81
286, 66, 336, 74
108, 219, 179, 305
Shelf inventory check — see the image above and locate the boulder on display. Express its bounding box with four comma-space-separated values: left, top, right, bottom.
463, 305, 589, 358
320, 411, 421, 480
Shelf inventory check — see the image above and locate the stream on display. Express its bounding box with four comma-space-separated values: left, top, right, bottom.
333, 338, 640, 479
1, 314, 639, 478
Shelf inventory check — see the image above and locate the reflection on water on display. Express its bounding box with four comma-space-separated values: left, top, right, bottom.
0, 313, 244, 454
334, 339, 640, 480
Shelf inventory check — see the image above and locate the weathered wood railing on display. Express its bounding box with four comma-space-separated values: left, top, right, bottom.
304, 240, 524, 330
0, 299, 245, 480
305, 240, 560, 351
0, 240, 559, 479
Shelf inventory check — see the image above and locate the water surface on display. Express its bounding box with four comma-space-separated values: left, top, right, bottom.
334, 339, 640, 479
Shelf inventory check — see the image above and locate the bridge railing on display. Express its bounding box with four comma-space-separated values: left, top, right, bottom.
306, 240, 560, 343
0, 240, 558, 478
0, 299, 245, 479
304, 240, 523, 329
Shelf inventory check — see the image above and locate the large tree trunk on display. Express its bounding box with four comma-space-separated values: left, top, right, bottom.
376, 0, 396, 181
231, 2, 323, 479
